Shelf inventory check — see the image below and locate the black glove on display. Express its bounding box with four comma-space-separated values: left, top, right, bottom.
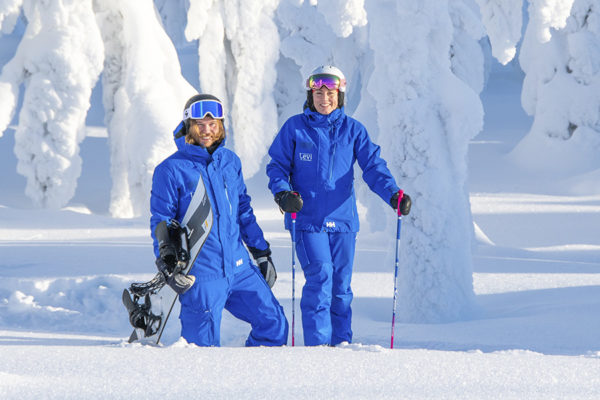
155, 220, 194, 294
248, 244, 277, 288
155, 257, 195, 294
155, 220, 180, 273
274, 191, 303, 213
390, 192, 412, 215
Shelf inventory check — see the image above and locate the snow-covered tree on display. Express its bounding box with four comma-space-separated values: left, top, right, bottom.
0, 0, 194, 216
0, 0, 104, 208
364, 0, 482, 322
519, 0, 599, 144
93, 0, 196, 218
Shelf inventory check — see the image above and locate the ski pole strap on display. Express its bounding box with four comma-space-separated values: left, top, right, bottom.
396, 190, 404, 217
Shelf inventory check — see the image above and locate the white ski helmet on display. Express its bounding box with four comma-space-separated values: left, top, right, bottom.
305, 65, 347, 92
305, 65, 346, 110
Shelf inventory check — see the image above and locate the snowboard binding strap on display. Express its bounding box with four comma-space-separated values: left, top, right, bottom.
122, 290, 162, 338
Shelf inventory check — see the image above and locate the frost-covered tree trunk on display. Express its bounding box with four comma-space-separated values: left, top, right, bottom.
365, 0, 482, 322
517, 0, 599, 148
94, 0, 195, 218
0, 0, 103, 208
186, 0, 281, 177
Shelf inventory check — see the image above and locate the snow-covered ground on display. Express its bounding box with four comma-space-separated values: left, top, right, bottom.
1, 54, 600, 398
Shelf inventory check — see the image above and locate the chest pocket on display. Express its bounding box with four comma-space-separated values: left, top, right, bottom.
294, 138, 318, 183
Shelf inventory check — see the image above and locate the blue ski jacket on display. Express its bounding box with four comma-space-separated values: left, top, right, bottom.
150, 134, 268, 282
267, 106, 399, 232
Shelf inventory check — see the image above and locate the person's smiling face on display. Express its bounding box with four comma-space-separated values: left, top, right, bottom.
312, 87, 339, 115
189, 117, 221, 147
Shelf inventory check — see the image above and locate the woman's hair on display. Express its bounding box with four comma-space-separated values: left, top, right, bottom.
185, 118, 226, 146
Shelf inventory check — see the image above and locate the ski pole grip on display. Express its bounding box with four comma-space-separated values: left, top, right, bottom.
291, 212, 297, 220
396, 190, 404, 216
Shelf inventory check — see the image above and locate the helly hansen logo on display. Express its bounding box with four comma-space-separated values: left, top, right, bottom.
299, 153, 312, 161
325, 221, 336, 228
236, 259, 243, 267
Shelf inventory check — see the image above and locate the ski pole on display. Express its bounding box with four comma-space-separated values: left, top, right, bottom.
391, 190, 404, 349
291, 212, 297, 347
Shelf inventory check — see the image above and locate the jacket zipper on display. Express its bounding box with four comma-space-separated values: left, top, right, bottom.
329, 143, 336, 181
328, 124, 336, 181
223, 180, 233, 215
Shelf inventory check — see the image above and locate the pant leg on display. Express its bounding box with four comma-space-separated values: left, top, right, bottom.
296, 231, 334, 346
179, 276, 229, 346
225, 266, 288, 346
329, 232, 357, 345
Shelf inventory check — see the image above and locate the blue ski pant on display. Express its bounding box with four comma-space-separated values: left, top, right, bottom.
179, 266, 288, 346
295, 231, 356, 346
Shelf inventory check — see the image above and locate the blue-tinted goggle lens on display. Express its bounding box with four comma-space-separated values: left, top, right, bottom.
183, 100, 224, 120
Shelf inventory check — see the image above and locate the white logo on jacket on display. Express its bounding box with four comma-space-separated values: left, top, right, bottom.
325, 221, 336, 228
236, 259, 243, 267
299, 153, 312, 161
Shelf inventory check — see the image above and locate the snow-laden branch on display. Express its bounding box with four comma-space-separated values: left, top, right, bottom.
315, 0, 367, 38
0, 0, 22, 34
476, 0, 524, 65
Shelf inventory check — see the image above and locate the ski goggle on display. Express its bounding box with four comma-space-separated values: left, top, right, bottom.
306, 74, 346, 92
183, 100, 224, 120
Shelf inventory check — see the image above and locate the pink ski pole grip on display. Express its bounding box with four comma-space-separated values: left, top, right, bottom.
396, 190, 404, 216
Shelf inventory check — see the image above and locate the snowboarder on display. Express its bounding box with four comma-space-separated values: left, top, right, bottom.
266, 66, 411, 346
150, 93, 288, 346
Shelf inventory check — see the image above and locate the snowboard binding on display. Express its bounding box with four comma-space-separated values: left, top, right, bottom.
122, 290, 162, 338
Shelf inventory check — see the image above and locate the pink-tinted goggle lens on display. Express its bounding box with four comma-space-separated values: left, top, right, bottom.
307, 74, 345, 91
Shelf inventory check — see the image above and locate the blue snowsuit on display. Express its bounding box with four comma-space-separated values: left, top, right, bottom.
151, 133, 288, 347
267, 105, 399, 345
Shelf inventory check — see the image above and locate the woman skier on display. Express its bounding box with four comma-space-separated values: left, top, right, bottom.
266, 66, 411, 346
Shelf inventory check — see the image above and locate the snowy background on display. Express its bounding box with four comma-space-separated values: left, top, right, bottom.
1, 0, 600, 398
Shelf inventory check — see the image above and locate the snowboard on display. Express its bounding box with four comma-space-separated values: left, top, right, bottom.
122, 175, 213, 344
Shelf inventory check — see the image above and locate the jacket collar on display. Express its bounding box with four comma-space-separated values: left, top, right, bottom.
303, 104, 345, 127
174, 134, 226, 163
